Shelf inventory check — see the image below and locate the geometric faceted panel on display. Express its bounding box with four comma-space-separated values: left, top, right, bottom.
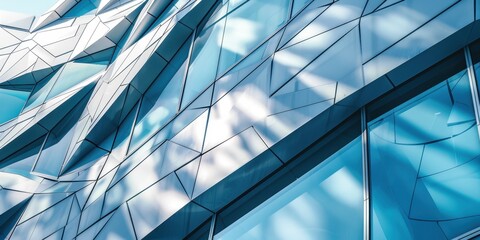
0, 0, 479, 239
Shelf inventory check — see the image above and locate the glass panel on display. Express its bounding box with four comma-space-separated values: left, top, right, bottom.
32, 96, 86, 177
0, 88, 29, 124
181, 16, 225, 109
46, 61, 108, 99
129, 39, 189, 152
24, 61, 107, 111
24, 72, 58, 111
0, 0, 59, 16
214, 137, 363, 240
217, 0, 290, 75
181, 0, 291, 109
63, 0, 96, 18
292, 0, 311, 15
369, 68, 480, 239
128, 67, 184, 149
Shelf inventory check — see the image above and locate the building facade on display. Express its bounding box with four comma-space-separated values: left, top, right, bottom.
0, 0, 479, 239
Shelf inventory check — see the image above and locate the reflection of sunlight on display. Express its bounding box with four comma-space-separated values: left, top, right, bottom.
236, 87, 269, 120
275, 50, 310, 69
415, 166, 480, 220
266, 112, 300, 139
271, 212, 312, 239
221, 19, 258, 55
203, 150, 242, 181
323, 167, 362, 208
146, 107, 170, 125
295, 72, 331, 90
288, 194, 322, 227
364, 54, 403, 81
158, 189, 190, 216
371, 8, 425, 42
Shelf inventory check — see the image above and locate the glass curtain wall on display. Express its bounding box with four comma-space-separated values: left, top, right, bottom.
215, 136, 364, 240
369, 66, 480, 239
187, 35, 480, 240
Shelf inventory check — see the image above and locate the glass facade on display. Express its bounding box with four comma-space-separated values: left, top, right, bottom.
0, 0, 480, 239
215, 137, 363, 240
208, 53, 480, 239
369, 67, 480, 239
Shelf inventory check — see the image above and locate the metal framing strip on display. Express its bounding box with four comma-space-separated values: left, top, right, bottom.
361, 107, 370, 240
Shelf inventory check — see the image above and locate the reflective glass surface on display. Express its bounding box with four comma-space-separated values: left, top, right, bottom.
24, 61, 107, 111
46, 61, 108, 99
215, 137, 363, 240
0, 0, 58, 16
0, 88, 29, 124
369, 69, 480, 239
129, 40, 189, 152
181, 0, 291, 108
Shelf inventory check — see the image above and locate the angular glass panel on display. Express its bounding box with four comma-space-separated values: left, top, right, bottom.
217, 0, 290, 75
129, 61, 185, 152
0, 88, 29, 124
369, 69, 480, 239
181, 17, 225, 109
181, 0, 291, 108
292, 0, 312, 15
24, 61, 107, 111
215, 137, 363, 240
0, 0, 59, 16
63, 0, 96, 18
127, 35, 191, 152
46, 61, 108, 100
23, 71, 58, 111
32, 96, 86, 177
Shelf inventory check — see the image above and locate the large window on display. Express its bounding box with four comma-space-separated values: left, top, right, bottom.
187, 42, 480, 240
215, 137, 363, 240
369, 67, 480, 239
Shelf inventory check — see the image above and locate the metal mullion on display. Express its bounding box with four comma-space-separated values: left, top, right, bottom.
208, 213, 217, 240
464, 47, 480, 139
361, 107, 371, 240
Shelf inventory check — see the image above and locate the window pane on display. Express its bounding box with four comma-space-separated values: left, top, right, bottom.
369, 69, 480, 239
181, 0, 291, 109
215, 136, 363, 240
0, 88, 29, 124
0, 0, 58, 16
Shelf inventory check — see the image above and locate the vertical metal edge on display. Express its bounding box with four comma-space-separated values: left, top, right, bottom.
464, 47, 480, 139
361, 107, 370, 240
208, 213, 217, 240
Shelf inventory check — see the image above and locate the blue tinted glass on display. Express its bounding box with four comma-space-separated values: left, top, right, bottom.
181, 17, 224, 109
24, 72, 58, 111
0, 0, 59, 15
24, 61, 107, 111
0, 88, 29, 124
46, 61, 107, 100
128, 35, 190, 152
63, 0, 96, 18
369, 69, 480, 239
129, 58, 187, 152
181, 0, 291, 109
292, 0, 311, 15
217, 0, 290, 75
215, 137, 363, 240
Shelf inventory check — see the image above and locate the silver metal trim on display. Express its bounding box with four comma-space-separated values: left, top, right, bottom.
464, 47, 480, 139
452, 226, 480, 240
361, 107, 370, 240
208, 213, 217, 240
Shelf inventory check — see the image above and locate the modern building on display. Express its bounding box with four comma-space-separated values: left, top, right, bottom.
0, 0, 479, 239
